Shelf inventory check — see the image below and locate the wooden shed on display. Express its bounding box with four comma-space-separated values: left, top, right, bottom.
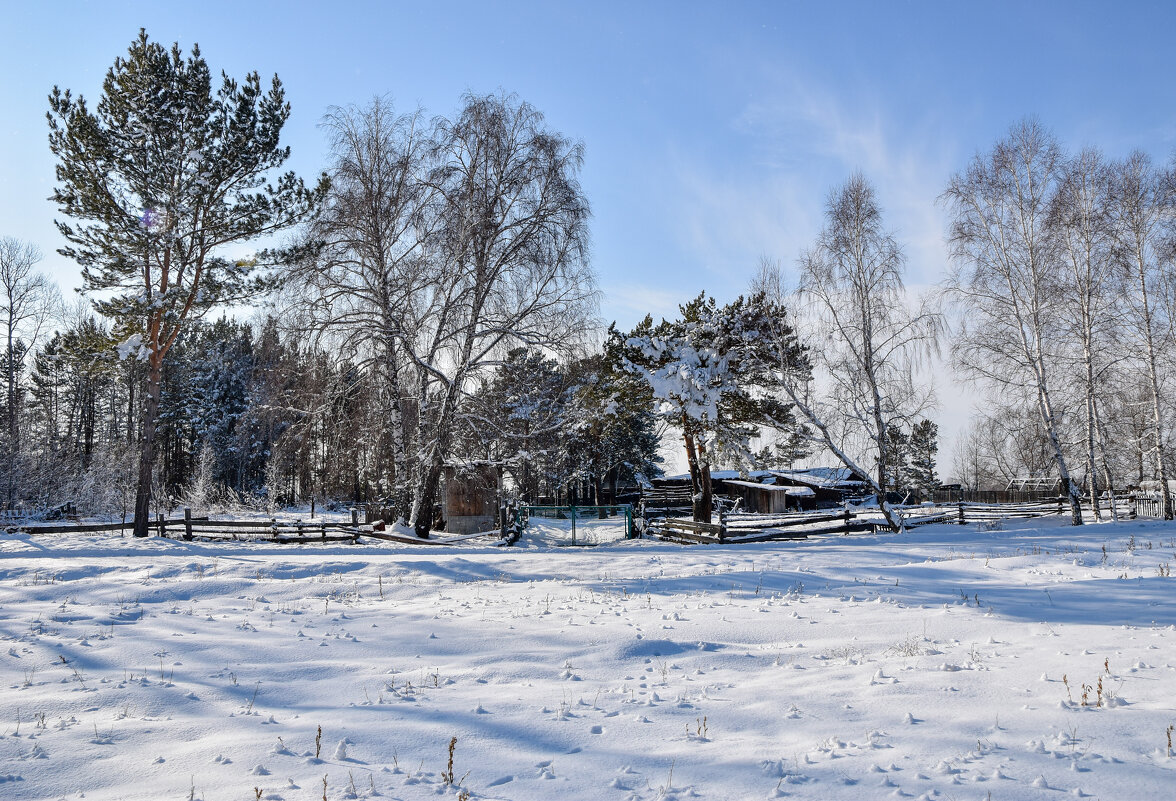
768, 468, 866, 506
722, 479, 816, 513
442, 463, 500, 534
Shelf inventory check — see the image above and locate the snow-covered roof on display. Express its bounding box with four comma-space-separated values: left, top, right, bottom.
773, 468, 866, 487
657, 467, 863, 489
724, 480, 815, 496
659, 469, 773, 482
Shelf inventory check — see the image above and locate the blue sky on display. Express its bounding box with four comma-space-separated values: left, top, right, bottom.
3, 0, 1175, 464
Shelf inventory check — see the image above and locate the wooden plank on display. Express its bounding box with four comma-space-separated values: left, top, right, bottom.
727, 511, 854, 530
13, 517, 201, 534
649, 529, 719, 544
186, 519, 280, 529
902, 512, 952, 528
724, 528, 809, 543
273, 535, 357, 544
187, 530, 272, 539
653, 519, 872, 543
187, 531, 358, 544
362, 530, 453, 546
660, 519, 724, 536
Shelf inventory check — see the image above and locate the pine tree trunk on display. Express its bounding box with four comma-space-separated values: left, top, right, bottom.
698, 466, 713, 525
132, 355, 162, 538
680, 415, 706, 523
126, 362, 137, 445
695, 440, 713, 525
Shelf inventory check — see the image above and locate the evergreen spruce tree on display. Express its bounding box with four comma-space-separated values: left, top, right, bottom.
565, 351, 662, 509
468, 348, 568, 503
617, 292, 801, 523
906, 419, 939, 496
882, 425, 910, 493
48, 30, 325, 536
773, 426, 812, 470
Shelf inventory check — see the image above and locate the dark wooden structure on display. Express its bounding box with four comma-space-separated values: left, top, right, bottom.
442, 463, 499, 534
722, 479, 816, 513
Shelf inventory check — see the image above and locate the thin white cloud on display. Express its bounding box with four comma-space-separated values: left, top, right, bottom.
600, 282, 686, 329
664, 68, 971, 466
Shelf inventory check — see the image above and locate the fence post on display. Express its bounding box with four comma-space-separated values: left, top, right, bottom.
842, 508, 851, 535
351, 507, 359, 529
1057, 495, 1063, 516
183, 507, 193, 541
958, 501, 965, 526
310, 497, 315, 519
570, 505, 577, 546
157, 512, 166, 538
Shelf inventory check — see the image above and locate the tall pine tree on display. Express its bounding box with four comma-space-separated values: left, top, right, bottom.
48, 30, 325, 536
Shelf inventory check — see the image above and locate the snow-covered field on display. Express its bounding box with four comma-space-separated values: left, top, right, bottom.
1, 518, 1174, 801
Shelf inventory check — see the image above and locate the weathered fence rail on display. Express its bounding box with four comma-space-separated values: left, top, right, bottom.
649, 518, 727, 543
643, 494, 1149, 545
5, 508, 517, 546
930, 489, 1061, 505
4, 516, 202, 535
181, 518, 360, 544
5, 508, 365, 544
648, 509, 871, 544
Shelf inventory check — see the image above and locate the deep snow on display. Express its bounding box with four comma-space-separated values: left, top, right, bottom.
1, 517, 1174, 800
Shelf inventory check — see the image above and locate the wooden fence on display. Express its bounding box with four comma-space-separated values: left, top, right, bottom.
929, 488, 1062, 505
639, 487, 695, 519
5, 508, 365, 544
641, 495, 1136, 545
4, 508, 515, 546
647, 508, 877, 544
1130, 495, 1170, 520
8, 495, 1160, 548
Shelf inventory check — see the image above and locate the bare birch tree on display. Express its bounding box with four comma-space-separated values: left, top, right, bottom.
1109, 151, 1175, 518
1049, 148, 1121, 519
293, 97, 438, 516
290, 92, 595, 536
0, 238, 59, 504
403, 92, 597, 536
773, 173, 940, 531
942, 119, 1084, 525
